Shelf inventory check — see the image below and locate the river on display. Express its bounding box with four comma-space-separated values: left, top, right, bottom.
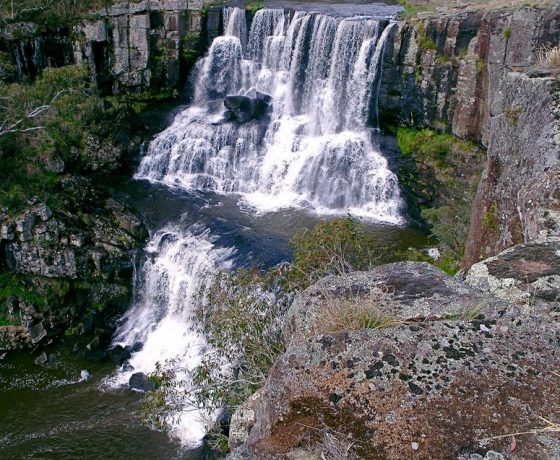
0, 3, 433, 459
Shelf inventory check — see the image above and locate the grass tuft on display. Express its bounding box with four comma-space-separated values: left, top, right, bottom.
537, 45, 560, 68
309, 288, 401, 337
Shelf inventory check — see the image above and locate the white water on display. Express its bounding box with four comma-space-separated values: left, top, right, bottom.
136, 7, 403, 224
109, 225, 235, 446
113, 5, 404, 449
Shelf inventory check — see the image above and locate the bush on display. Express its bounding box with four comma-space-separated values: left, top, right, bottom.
192, 268, 287, 411
285, 218, 379, 291
0, 65, 105, 214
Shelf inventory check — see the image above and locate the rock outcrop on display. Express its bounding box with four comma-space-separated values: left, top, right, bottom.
74, 0, 214, 93
380, 6, 560, 144
0, 0, 218, 93
380, 5, 560, 266
0, 193, 147, 352
228, 260, 560, 459
463, 72, 560, 265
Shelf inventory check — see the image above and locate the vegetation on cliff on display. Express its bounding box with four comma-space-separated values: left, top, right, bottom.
396, 128, 485, 274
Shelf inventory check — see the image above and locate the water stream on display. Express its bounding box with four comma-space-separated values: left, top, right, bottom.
0, 4, 427, 458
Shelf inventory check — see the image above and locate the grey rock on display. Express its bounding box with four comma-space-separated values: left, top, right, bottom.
34, 352, 48, 366
129, 372, 155, 392
27, 322, 47, 344
464, 241, 560, 314
284, 262, 508, 344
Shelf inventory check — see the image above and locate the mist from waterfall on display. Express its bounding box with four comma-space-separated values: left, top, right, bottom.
136, 7, 403, 223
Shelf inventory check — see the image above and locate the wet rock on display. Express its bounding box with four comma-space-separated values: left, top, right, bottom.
132, 341, 143, 352
224, 95, 270, 123
86, 336, 101, 351
27, 322, 47, 345
122, 360, 134, 372
34, 352, 48, 366
109, 344, 132, 365
129, 372, 155, 392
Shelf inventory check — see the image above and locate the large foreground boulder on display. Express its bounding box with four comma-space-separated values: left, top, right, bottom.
228, 262, 560, 459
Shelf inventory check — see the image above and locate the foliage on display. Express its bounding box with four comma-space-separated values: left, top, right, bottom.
192, 268, 287, 411
505, 106, 522, 126
0, 65, 107, 214
502, 26, 512, 40
0, 0, 122, 26
397, 128, 464, 167
285, 218, 380, 291
415, 23, 437, 51
245, 1, 265, 14
476, 57, 486, 76
481, 202, 499, 231
396, 128, 484, 274
0, 273, 45, 307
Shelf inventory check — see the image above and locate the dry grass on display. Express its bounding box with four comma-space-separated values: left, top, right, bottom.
319, 430, 360, 460
309, 288, 401, 337
537, 45, 560, 68
479, 416, 560, 443
401, 0, 556, 17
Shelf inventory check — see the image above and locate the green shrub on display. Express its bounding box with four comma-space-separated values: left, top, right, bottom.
397, 128, 459, 167
416, 23, 437, 51
285, 217, 379, 291
502, 26, 512, 40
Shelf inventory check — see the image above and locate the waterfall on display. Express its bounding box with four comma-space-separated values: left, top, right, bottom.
136, 7, 403, 224
109, 224, 235, 446
112, 5, 403, 450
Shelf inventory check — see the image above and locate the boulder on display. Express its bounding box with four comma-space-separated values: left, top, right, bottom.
230, 310, 560, 459
284, 262, 509, 344
464, 241, 560, 315
223, 94, 271, 123
108, 344, 132, 365
34, 352, 48, 366
128, 372, 155, 392
229, 262, 560, 459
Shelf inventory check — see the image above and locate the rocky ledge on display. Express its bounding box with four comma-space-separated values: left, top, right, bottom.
0, 187, 147, 353
227, 242, 560, 459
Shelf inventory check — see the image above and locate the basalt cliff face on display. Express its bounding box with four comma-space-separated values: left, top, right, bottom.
0, 0, 217, 93
378, 5, 560, 265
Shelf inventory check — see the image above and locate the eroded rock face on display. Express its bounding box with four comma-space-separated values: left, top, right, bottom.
74, 0, 211, 93
380, 6, 560, 143
463, 73, 560, 266
229, 263, 560, 459
0, 196, 147, 352
464, 241, 560, 315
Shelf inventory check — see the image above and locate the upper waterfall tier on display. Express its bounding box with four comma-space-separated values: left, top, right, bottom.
136, 7, 403, 224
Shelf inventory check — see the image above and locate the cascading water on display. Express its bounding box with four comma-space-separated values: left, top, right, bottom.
109, 224, 235, 445
136, 7, 403, 223
111, 5, 405, 451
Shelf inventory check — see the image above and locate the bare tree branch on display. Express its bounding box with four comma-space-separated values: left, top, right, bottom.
0, 88, 70, 137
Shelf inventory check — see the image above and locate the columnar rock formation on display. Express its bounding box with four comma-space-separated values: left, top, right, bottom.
74, 0, 215, 92
378, 5, 560, 265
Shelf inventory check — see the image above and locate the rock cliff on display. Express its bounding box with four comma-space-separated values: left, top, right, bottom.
0, 190, 147, 352
379, 4, 560, 266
